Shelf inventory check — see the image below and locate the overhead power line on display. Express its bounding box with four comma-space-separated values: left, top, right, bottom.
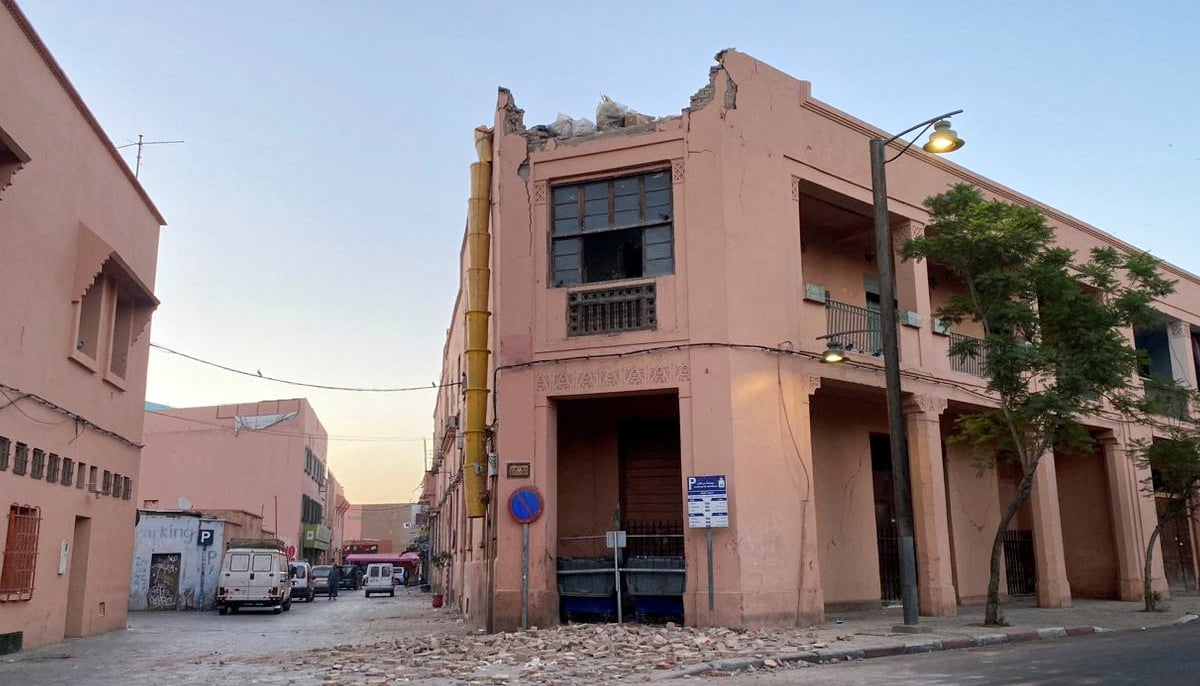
149, 342, 458, 393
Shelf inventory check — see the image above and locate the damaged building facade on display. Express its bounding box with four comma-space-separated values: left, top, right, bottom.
426, 50, 1198, 632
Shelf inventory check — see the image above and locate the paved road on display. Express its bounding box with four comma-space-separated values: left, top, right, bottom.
724, 622, 1200, 685
0, 587, 466, 686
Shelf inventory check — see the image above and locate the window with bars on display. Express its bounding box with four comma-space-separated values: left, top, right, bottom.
122, 477, 132, 501
13, 444, 28, 476
0, 505, 40, 600
567, 283, 657, 336
112, 473, 122, 498
61, 458, 74, 486
0, 437, 8, 471
46, 454, 59, 484
102, 470, 112, 496
30, 449, 44, 480
76, 462, 86, 489
550, 170, 674, 287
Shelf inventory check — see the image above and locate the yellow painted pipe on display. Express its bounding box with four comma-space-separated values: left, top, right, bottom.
463, 127, 493, 518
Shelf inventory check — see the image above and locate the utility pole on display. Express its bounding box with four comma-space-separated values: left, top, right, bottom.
116, 134, 184, 178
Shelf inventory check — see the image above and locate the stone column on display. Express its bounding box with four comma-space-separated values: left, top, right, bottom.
1168, 320, 1197, 389
903, 394, 957, 616
894, 220, 932, 369
1031, 451, 1072, 607
1101, 433, 1145, 600
794, 375, 825, 624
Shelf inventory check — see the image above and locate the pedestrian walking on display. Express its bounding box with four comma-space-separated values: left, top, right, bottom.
328, 563, 341, 600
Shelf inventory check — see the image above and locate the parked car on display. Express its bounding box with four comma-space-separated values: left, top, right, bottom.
364, 563, 395, 598
338, 564, 364, 590
216, 540, 292, 615
289, 561, 315, 602
392, 566, 406, 587
311, 565, 335, 597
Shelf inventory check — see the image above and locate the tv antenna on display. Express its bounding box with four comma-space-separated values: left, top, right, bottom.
116, 134, 184, 178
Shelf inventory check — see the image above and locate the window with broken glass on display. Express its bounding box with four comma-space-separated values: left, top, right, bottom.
550, 170, 674, 287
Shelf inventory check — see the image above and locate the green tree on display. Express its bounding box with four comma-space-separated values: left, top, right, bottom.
1133, 428, 1200, 611
902, 184, 1174, 626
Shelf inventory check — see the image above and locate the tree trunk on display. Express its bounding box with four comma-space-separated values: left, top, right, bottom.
985, 465, 1038, 625
1143, 523, 1163, 612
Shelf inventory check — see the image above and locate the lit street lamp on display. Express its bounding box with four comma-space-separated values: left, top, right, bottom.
824, 111, 964, 629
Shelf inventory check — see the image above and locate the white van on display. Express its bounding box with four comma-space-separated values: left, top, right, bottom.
364, 563, 395, 598
216, 541, 292, 614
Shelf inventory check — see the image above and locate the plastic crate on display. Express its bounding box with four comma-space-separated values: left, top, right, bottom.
624, 556, 685, 596
556, 557, 616, 597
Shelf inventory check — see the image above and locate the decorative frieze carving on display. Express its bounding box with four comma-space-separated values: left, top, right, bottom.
904, 394, 947, 416
533, 181, 548, 204
672, 160, 685, 184
535, 362, 691, 395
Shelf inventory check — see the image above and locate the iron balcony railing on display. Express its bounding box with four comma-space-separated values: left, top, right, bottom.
567, 283, 657, 337
824, 300, 882, 357
1142, 376, 1191, 421
947, 332, 987, 377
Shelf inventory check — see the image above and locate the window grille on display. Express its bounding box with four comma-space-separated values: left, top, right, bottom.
0, 437, 8, 471
60, 458, 74, 486
0, 505, 40, 600
46, 454, 59, 484
567, 283, 657, 336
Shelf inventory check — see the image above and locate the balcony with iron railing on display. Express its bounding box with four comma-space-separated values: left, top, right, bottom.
824, 299, 882, 358
1142, 376, 1191, 421
946, 331, 987, 377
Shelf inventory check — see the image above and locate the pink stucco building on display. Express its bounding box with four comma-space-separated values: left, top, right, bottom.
139, 399, 343, 565
0, 0, 165, 651
426, 50, 1200, 632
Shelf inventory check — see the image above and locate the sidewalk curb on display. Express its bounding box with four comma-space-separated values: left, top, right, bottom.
661, 619, 1194, 680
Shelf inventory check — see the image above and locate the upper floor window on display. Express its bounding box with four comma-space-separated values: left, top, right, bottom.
550, 170, 674, 287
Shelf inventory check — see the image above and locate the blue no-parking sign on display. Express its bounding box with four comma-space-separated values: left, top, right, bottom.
507, 486, 544, 524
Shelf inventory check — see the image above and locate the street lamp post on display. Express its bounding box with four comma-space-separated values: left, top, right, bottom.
869, 111, 963, 628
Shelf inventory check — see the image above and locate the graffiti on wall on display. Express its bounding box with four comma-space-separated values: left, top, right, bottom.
147, 553, 181, 610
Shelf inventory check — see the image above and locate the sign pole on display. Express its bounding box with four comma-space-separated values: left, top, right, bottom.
521, 522, 529, 629
614, 541, 623, 624
706, 525, 714, 612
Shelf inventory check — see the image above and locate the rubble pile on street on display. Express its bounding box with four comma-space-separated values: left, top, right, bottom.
304, 622, 837, 685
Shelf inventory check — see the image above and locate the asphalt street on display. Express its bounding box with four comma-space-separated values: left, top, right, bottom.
725, 621, 1200, 685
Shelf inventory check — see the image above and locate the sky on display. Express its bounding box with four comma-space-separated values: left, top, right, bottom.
20, 0, 1199, 504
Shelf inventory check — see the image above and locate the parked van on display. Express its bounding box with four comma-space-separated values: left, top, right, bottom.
289, 561, 315, 602
216, 539, 292, 615
363, 563, 395, 598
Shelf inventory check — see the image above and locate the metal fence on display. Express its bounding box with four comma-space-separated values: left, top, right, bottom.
947, 332, 987, 377
567, 283, 657, 337
825, 300, 882, 357
877, 520, 902, 602
1003, 529, 1037, 596
624, 519, 684, 558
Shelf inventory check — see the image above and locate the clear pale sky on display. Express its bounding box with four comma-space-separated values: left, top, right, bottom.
22, 1, 1199, 504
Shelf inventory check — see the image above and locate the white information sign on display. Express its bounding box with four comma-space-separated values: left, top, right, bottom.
687, 474, 729, 528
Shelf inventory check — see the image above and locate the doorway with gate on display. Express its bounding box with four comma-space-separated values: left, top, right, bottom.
554, 392, 685, 623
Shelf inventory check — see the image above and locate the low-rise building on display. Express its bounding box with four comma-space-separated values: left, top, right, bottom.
138, 399, 341, 565
0, 0, 165, 651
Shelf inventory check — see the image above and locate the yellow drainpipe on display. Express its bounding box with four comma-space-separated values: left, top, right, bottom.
463, 126, 493, 518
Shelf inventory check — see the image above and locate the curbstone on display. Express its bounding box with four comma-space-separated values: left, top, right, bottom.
812, 648, 866, 663
1174, 614, 1198, 625
1005, 630, 1040, 643
903, 639, 942, 654
939, 637, 974, 650
1065, 626, 1096, 637
973, 633, 1009, 646
1036, 627, 1068, 639
709, 658, 762, 673
862, 645, 907, 659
